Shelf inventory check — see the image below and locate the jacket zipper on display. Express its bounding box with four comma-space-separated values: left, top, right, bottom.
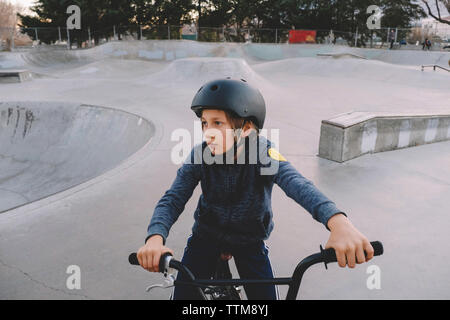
227, 166, 232, 229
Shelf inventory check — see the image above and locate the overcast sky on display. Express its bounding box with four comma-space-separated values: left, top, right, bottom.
9, 0, 35, 14
10, 0, 35, 8
417, 0, 450, 17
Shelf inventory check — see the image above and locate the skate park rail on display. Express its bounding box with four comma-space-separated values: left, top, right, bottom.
421, 65, 450, 72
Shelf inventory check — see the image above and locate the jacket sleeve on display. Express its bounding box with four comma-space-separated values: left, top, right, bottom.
145, 146, 202, 244
273, 159, 346, 230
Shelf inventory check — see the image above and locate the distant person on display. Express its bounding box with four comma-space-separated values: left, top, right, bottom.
423, 38, 432, 50
389, 30, 395, 49
329, 30, 335, 45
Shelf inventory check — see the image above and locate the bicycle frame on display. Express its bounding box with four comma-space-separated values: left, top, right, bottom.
169, 251, 325, 300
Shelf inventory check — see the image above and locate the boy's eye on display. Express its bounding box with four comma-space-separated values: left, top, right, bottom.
201, 121, 207, 127
215, 121, 222, 126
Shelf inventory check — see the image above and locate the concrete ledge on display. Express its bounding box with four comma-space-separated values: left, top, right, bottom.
0, 70, 32, 83
319, 111, 450, 162
317, 53, 368, 60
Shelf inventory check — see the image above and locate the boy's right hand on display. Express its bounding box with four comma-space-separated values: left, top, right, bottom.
137, 235, 174, 272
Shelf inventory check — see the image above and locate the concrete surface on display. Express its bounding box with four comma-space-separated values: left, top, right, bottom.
0, 101, 154, 213
1, 41, 449, 70
0, 40, 449, 300
319, 111, 450, 162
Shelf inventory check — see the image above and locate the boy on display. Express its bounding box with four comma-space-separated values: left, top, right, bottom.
137, 78, 374, 299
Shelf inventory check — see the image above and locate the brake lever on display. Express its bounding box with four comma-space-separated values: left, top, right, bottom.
145, 273, 175, 292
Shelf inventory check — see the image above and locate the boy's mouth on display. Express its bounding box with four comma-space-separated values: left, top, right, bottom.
207, 143, 220, 155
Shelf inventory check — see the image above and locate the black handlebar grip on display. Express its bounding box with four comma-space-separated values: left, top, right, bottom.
159, 252, 173, 273
129, 252, 139, 265
128, 252, 173, 273
371, 241, 384, 256
320, 241, 383, 268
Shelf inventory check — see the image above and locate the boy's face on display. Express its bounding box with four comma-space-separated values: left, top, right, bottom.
201, 109, 236, 155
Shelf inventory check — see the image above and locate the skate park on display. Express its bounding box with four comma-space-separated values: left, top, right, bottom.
0, 40, 450, 299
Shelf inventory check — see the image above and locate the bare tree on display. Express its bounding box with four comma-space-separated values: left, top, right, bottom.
421, 0, 450, 25
0, 0, 16, 28
0, 0, 15, 50
444, 0, 450, 12
0, 0, 30, 50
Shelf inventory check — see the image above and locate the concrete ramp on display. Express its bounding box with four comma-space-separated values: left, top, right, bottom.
319, 110, 450, 162
2, 41, 449, 73
151, 57, 263, 85
253, 56, 449, 90
0, 101, 154, 213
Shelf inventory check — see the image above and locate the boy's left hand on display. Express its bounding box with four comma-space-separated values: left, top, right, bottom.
325, 213, 374, 268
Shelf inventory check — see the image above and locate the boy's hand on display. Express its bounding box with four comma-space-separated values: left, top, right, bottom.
137, 235, 174, 272
325, 214, 374, 268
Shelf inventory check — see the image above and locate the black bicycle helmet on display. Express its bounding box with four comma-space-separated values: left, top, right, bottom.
191, 78, 266, 129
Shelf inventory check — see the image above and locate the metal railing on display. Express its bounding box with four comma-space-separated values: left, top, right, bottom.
421, 65, 450, 72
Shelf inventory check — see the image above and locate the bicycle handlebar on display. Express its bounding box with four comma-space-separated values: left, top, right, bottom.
129, 252, 173, 273
128, 241, 383, 271
320, 240, 383, 269
129, 240, 383, 300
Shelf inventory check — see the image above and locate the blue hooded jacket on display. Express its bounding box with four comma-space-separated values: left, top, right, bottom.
146, 134, 345, 247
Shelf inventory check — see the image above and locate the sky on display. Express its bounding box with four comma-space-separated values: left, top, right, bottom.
417, 0, 450, 17
10, 0, 35, 6
8, 0, 36, 14
9, 0, 35, 7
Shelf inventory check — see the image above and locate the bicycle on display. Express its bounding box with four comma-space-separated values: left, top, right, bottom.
129, 241, 383, 300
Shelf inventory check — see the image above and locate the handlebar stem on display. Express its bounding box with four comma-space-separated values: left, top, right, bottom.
286, 252, 323, 300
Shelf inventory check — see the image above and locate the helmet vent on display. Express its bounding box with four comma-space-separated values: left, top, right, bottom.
210, 84, 219, 91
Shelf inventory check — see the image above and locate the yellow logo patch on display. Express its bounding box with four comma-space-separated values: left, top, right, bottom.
268, 148, 287, 162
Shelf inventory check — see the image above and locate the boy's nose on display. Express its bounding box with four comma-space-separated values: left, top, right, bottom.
204, 128, 219, 140
205, 133, 214, 142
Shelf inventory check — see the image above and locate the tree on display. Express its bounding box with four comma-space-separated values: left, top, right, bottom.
15, 0, 433, 45
421, 0, 450, 25
381, 0, 426, 28
0, 0, 32, 50
0, 0, 16, 49
18, 0, 135, 45
197, 0, 233, 27
0, 0, 15, 29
